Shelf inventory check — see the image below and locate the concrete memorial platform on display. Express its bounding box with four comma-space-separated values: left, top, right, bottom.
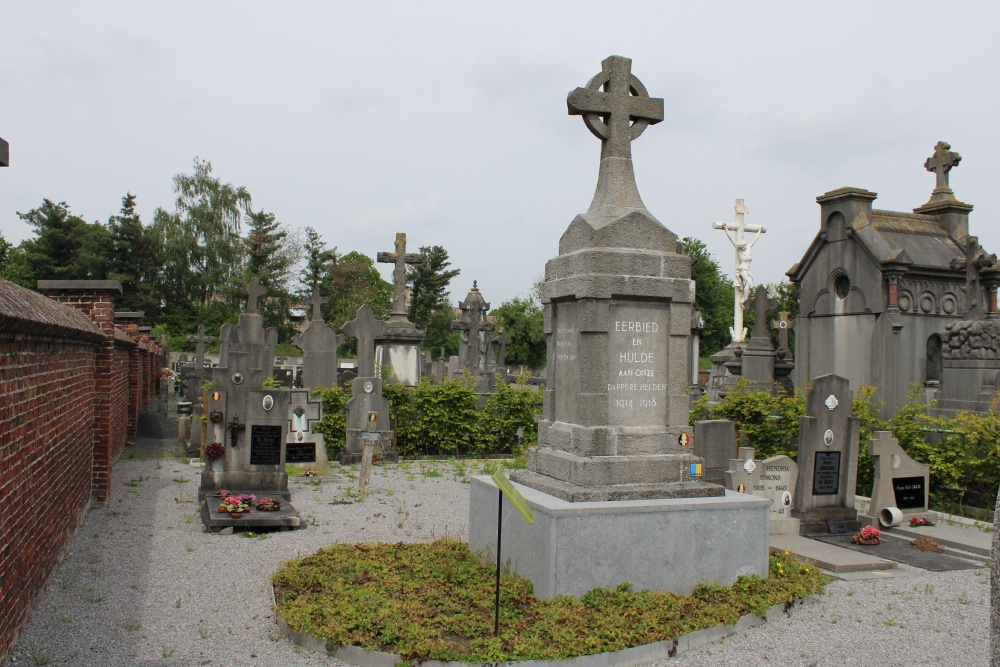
473, 55, 769, 598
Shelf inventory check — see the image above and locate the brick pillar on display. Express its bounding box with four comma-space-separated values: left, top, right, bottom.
39, 280, 123, 504
117, 319, 143, 438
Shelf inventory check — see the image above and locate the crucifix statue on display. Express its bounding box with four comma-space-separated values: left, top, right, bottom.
376, 233, 423, 323
713, 199, 766, 343
925, 141, 961, 198
308, 286, 328, 322
341, 304, 387, 379
568, 55, 664, 213
950, 235, 997, 320
243, 277, 267, 315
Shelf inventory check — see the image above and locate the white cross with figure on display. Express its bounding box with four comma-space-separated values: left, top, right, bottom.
713, 199, 766, 343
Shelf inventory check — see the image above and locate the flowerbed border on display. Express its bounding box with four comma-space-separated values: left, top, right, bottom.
272, 585, 816, 667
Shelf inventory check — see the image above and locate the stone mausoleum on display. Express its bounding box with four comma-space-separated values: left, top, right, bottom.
788, 142, 999, 418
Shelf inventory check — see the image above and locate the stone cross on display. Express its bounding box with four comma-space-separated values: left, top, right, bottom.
950, 235, 997, 320
713, 199, 766, 343
308, 286, 328, 322
243, 277, 266, 315
452, 281, 494, 371
749, 286, 777, 340
341, 304, 387, 378
495, 329, 509, 368
770, 312, 794, 352
925, 140, 961, 192
567, 55, 664, 212
186, 324, 215, 368
0, 137, 8, 167
376, 233, 422, 321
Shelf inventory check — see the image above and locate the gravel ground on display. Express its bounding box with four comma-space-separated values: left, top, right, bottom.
7, 434, 990, 667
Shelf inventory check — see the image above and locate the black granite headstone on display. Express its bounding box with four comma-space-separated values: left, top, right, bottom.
892, 476, 926, 510
285, 442, 316, 463
249, 425, 283, 465
812, 451, 841, 496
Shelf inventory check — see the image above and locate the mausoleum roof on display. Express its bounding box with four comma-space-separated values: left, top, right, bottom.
863, 209, 964, 269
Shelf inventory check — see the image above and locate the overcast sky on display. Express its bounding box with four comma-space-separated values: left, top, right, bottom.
3, 2, 998, 307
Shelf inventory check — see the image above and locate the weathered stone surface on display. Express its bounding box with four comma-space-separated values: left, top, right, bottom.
725, 447, 800, 535
341, 305, 395, 463
693, 419, 736, 484
292, 287, 342, 389
867, 431, 933, 523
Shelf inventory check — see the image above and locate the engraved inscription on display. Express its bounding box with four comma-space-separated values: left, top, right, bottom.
553, 302, 580, 422
608, 303, 667, 426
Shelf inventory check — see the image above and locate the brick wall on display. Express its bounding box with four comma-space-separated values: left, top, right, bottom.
0, 279, 154, 662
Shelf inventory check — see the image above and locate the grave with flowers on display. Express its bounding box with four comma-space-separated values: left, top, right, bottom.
198, 279, 311, 532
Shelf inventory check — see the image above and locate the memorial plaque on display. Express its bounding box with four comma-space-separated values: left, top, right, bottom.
285, 442, 316, 463
607, 302, 667, 427
812, 451, 841, 495
826, 518, 847, 534
892, 476, 926, 510
249, 425, 283, 465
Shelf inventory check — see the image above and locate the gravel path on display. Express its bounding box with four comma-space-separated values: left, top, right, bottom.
7, 434, 990, 667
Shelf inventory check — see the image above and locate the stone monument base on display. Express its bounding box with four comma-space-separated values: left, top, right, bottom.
469, 475, 770, 599
199, 489, 302, 532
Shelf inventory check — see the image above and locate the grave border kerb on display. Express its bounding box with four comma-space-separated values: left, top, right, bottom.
272, 586, 816, 667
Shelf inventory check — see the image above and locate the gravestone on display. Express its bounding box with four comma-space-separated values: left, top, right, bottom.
791, 374, 861, 534
452, 281, 495, 391
375, 233, 425, 386
199, 278, 301, 531
725, 286, 778, 390
340, 305, 397, 464
771, 311, 795, 393
692, 419, 736, 485
284, 389, 327, 468
725, 447, 801, 535
471, 55, 768, 599
864, 430, 934, 526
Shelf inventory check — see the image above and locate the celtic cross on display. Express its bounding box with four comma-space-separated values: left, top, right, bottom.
925, 141, 961, 192
568, 55, 664, 212
243, 277, 266, 315
308, 286, 328, 322
770, 312, 794, 353
376, 232, 423, 322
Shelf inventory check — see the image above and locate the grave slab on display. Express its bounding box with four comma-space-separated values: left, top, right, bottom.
769, 534, 897, 573
811, 534, 983, 572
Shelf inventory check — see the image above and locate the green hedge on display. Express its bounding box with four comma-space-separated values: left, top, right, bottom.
312, 375, 542, 460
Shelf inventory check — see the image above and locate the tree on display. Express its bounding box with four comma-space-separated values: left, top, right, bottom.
300, 226, 337, 299
153, 158, 252, 311
492, 296, 546, 368
407, 245, 460, 332
17, 199, 108, 282
107, 193, 162, 318
0, 232, 32, 287
422, 306, 461, 359
682, 236, 735, 357
244, 209, 300, 339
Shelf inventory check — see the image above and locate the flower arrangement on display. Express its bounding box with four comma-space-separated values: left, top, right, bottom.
219, 495, 246, 513
852, 525, 881, 545
256, 498, 282, 511
228, 416, 245, 434
238, 493, 257, 505
909, 516, 935, 527
213, 489, 231, 498
303, 467, 317, 478
206, 441, 225, 461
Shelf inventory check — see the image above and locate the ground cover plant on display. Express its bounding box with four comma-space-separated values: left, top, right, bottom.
272, 539, 826, 662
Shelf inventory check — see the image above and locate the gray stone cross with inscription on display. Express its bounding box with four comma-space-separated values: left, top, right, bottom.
186, 324, 215, 371
243, 277, 267, 315
568, 55, 664, 212
749, 286, 777, 340
377, 233, 422, 321
925, 140, 962, 192
950, 235, 997, 320
770, 312, 794, 352
308, 286, 328, 322
341, 304, 387, 379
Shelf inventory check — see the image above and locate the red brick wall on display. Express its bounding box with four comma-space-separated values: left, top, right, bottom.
0, 281, 109, 663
